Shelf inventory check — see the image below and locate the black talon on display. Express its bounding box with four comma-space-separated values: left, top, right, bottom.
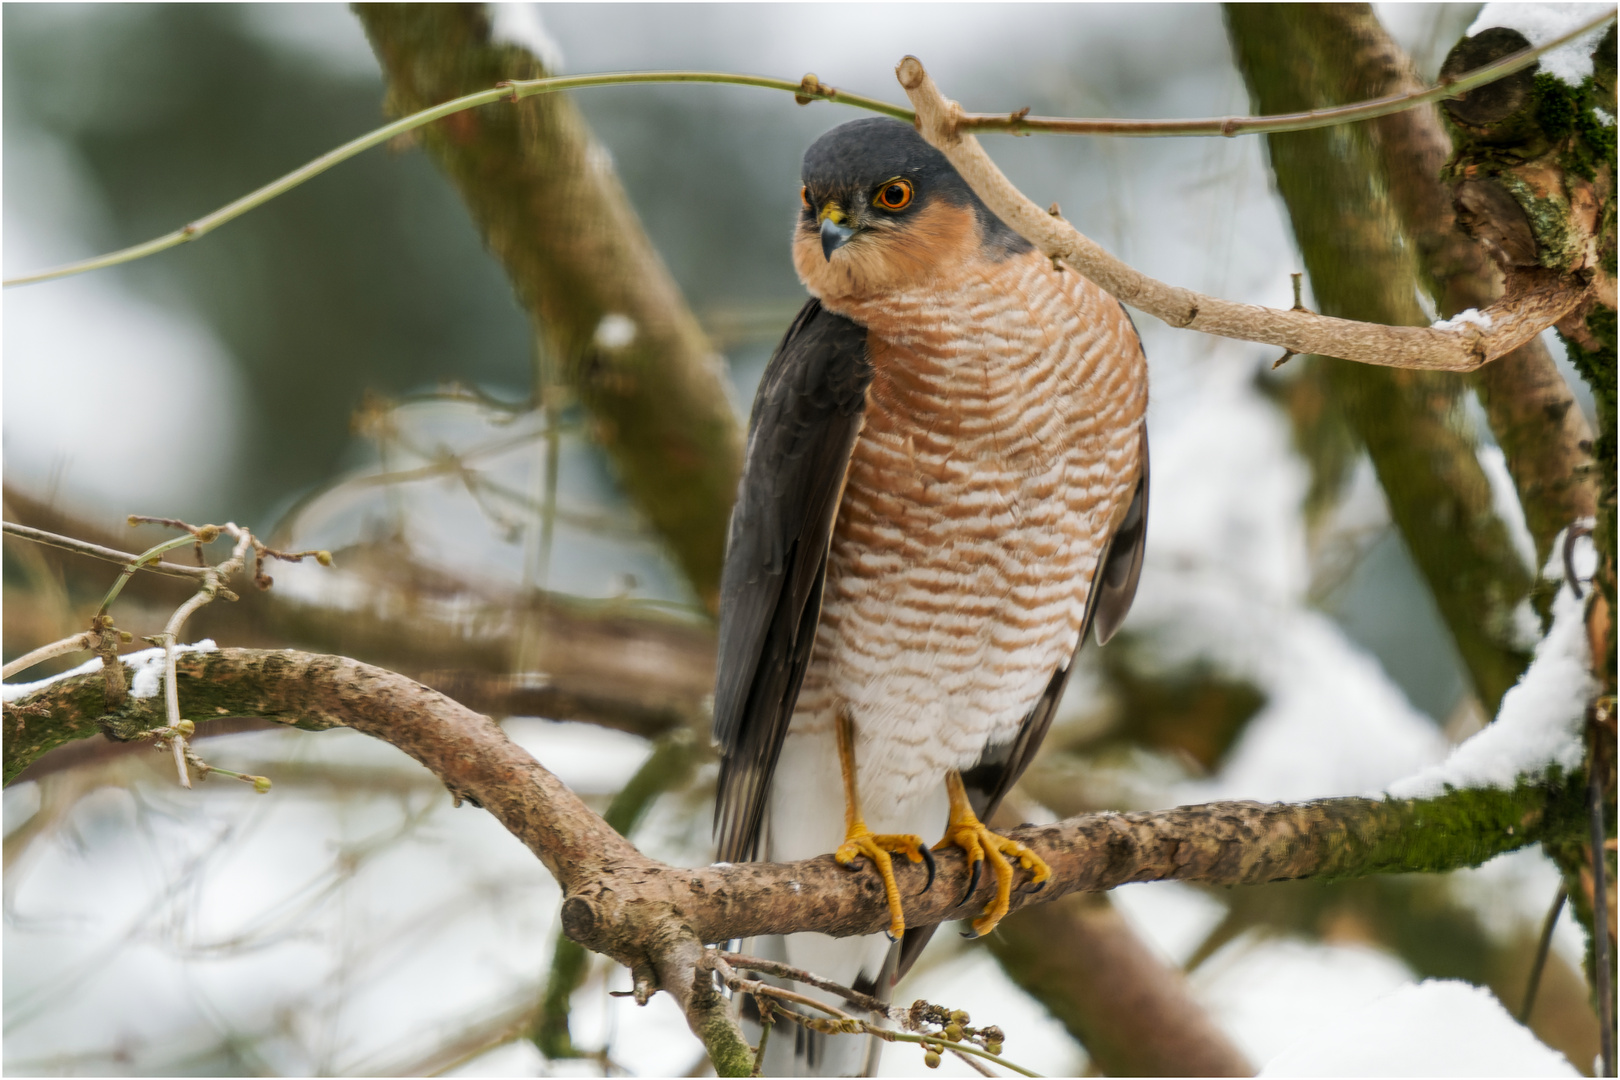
885, 930, 899, 944
920, 845, 937, 892
960, 856, 983, 907
959, 927, 981, 940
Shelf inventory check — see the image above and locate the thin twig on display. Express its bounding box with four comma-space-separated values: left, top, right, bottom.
709, 951, 1035, 1076
709, 954, 856, 1023
1590, 766, 1615, 1077
952, 1046, 999, 1077
721, 953, 895, 1018
1, 632, 93, 681
155, 526, 253, 788
1519, 885, 1566, 1023
955, 11, 1612, 137
99, 533, 210, 615
5, 13, 1608, 290
1, 521, 210, 579
750, 1013, 771, 1078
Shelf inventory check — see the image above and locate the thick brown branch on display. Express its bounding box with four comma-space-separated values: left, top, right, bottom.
4, 647, 1585, 941
895, 57, 1592, 373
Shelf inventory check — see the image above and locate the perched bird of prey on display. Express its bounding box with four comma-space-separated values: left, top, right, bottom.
714, 117, 1148, 1075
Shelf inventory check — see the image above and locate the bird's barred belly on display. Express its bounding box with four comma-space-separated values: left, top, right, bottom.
783, 250, 1145, 817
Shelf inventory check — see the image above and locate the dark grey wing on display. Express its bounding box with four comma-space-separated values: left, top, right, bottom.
713, 298, 872, 864
896, 427, 1148, 980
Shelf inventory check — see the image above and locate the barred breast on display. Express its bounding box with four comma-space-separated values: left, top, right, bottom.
789, 248, 1147, 813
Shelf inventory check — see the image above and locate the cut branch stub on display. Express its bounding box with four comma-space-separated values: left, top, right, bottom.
1442, 28, 1542, 133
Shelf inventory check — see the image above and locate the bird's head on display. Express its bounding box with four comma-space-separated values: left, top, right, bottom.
792, 118, 1030, 303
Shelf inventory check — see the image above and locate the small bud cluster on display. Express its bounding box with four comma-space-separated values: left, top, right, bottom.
904, 1000, 1009, 1068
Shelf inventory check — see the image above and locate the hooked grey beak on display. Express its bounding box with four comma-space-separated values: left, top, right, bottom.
820, 217, 855, 260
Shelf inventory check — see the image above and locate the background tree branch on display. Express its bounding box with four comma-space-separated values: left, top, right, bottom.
354, 3, 743, 610
1224, 3, 1538, 716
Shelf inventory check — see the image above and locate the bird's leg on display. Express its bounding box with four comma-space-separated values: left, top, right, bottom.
831, 710, 934, 941
933, 770, 1051, 938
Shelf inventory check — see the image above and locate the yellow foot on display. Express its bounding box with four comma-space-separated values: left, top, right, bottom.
933, 816, 1051, 938
835, 826, 937, 940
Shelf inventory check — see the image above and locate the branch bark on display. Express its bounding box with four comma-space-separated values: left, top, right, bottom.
353, 4, 743, 610
2, 647, 1587, 1069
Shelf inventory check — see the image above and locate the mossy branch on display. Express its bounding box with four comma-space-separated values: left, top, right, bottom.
2, 646, 1585, 1071
1, 646, 1586, 918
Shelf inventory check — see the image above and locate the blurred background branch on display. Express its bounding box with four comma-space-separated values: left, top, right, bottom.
355, 3, 743, 611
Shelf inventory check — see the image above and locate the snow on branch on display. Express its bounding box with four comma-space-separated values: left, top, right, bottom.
1390, 529, 1600, 798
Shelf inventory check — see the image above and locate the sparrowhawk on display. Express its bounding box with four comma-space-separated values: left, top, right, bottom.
713, 117, 1149, 1075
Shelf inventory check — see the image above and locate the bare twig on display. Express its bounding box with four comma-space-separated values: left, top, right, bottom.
2, 521, 210, 580
1591, 767, 1615, 1076
1520, 885, 1568, 1023
958, 11, 1614, 137
711, 952, 1036, 1076
154, 528, 252, 786
1, 633, 93, 681
723, 954, 893, 1018
952, 1046, 998, 1077
896, 57, 1592, 372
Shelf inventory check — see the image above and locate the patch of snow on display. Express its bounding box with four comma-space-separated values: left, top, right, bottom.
1388, 531, 1595, 797
1194, 936, 1414, 1067
1477, 442, 1537, 574
592, 312, 637, 351
1468, 4, 1613, 86
487, 3, 565, 72
1258, 979, 1578, 1076
1432, 307, 1493, 331
1, 641, 218, 703
1449, 848, 1588, 971
1126, 335, 1450, 802
1111, 881, 1228, 966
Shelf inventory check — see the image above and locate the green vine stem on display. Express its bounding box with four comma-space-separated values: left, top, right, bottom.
5, 11, 1609, 290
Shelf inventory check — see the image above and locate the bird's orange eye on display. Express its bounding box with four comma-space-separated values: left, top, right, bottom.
874, 179, 913, 211
801, 186, 812, 210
